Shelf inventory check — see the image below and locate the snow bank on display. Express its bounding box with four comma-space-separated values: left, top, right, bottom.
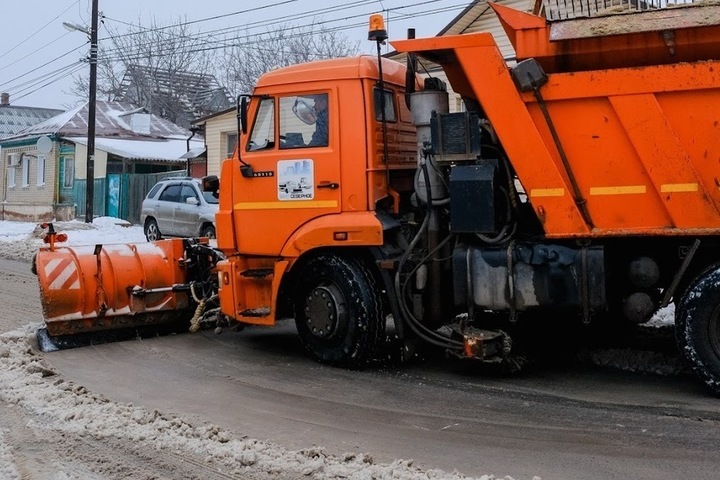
0, 325, 532, 480
0, 430, 20, 480
0, 217, 146, 262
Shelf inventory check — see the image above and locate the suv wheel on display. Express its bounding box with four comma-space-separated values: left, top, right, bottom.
201, 225, 216, 239
145, 218, 161, 241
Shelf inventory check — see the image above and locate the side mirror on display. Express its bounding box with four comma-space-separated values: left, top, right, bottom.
202, 175, 219, 193
238, 95, 248, 135
186, 197, 199, 206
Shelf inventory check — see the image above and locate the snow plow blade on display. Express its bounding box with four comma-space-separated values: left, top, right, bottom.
34, 238, 195, 350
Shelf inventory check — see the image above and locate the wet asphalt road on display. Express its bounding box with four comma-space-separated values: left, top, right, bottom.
2, 256, 719, 479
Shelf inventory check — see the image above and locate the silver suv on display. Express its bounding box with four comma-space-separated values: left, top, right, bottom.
141, 177, 218, 241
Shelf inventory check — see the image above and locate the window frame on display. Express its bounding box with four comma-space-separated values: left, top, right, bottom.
225, 132, 238, 158
247, 97, 276, 152
6, 165, 15, 188
21, 155, 30, 187
61, 156, 75, 189
36, 154, 45, 186
373, 88, 397, 123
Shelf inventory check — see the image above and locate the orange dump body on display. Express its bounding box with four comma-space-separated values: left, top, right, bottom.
392, 4, 720, 237
35, 239, 190, 336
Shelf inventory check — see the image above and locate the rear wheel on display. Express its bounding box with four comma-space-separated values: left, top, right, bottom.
294, 253, 385, 368
201, 224, 216, 239
144, 218, 161, 241
675, 264, 720, 395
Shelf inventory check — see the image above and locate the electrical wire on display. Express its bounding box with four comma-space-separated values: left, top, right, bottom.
0, 0, 80, 62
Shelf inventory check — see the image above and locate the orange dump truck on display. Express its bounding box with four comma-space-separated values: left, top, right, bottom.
35, 4, 720, 394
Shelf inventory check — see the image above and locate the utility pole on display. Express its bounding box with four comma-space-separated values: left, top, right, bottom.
85, 0, 99, 223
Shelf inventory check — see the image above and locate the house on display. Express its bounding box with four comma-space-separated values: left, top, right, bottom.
192, 107, 236, 177
0, 100, 204, 223
0, 93, 62, 139
115, 65, 235, 129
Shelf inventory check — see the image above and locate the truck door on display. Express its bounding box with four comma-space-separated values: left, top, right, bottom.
235, 92, 341, 255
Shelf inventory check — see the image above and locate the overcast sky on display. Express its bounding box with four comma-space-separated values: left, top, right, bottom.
0, 0, 465, 110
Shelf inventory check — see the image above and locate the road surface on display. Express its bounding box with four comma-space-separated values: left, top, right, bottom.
1, 256, 719, 479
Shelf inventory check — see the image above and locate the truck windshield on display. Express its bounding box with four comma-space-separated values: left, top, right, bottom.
247, 98, 275, 151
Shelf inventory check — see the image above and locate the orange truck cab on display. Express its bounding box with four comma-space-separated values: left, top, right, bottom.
213, 55, 417, 329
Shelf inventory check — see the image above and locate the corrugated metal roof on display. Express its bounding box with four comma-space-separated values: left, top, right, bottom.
0, 105, 63, 138
4, 100, 193, 142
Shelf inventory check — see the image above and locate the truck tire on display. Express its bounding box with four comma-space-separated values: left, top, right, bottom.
294, 253, 385, 368
675, 263, 720, 396
144, 218, 161, 242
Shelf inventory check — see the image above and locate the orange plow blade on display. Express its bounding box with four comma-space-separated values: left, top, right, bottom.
35, 239, 192, 337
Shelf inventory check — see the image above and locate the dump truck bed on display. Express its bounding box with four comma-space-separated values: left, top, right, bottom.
393, 3, 720, 237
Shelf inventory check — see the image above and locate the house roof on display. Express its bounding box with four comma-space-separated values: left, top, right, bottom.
193, 106, 236, 126
0, 105, 63, 139
69, 137, 205, 162
3, 100, 193, 142
115, 65, 234, 127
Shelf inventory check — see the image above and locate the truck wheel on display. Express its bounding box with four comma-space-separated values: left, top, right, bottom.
294, 253, 385, 368
675, 264, 720, 395
144, 219, 161, 242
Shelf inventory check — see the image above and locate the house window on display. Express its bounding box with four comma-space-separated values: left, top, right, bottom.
36, 155, 45, 186
226, 133, 237, 158
6, 166, 15, 188
21, 155, 30, 187
62, 156, 75, 188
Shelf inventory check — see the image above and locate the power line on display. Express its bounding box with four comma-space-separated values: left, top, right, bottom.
96, 1, 461, 63
3, 61, 82, 93
0, 44, 87, 89
0, 0, 80, 62
12, 63, 86, 103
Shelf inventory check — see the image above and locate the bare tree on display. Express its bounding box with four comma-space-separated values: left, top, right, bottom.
219, 20, 360, 95
68, 16, 228, 125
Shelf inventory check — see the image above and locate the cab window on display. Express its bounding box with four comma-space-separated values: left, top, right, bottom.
279, 93, 329, 149
373, 88, 397, 122
247, 97, 275, 151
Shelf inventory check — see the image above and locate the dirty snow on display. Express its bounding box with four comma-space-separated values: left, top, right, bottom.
0, 324, 532, 480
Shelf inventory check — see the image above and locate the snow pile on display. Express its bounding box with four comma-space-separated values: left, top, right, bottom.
0, 430, 20, 480
645, 305, 675, 328
0, 218, 146, 262
0, 325, 531, 480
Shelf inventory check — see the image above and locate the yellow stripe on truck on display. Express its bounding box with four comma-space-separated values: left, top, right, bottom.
234, 200, 338, 210
530, 188, 565, 197
660, 183, 698, 193
590, 185, 646, 196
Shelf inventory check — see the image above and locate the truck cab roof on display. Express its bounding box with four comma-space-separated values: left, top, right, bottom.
255, 55, 408, 89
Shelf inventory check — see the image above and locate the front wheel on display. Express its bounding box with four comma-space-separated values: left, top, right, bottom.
294, 253, 385, 368
144, 218, 161, 242
675, 263, 720, 396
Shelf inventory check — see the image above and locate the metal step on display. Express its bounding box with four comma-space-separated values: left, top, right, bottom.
239, 307, 271, 317
240, 268, 274, 278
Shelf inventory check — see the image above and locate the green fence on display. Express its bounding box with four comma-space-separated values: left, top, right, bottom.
72, 170, 186, 224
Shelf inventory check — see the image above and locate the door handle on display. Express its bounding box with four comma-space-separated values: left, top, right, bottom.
317, 181, 339, 190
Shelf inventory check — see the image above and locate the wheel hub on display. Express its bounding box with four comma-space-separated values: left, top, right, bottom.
304, 284, 346, 339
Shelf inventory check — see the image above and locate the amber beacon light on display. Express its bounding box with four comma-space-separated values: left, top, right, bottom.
368, 14, 387, 42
